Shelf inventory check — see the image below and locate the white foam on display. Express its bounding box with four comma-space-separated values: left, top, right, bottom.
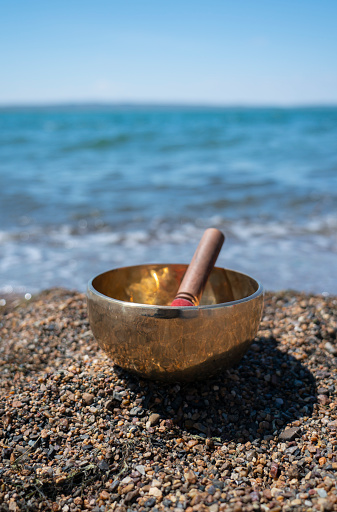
0, 215, 336, 295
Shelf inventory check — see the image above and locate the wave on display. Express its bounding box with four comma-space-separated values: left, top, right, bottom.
1, 215, 336, 296
0, 136, 30, 146
1, 213, 337, 245
1, 243, 336, 298
63, 134, 134, 152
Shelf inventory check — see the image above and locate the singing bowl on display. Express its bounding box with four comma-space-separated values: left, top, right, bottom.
87, 264, 264, 381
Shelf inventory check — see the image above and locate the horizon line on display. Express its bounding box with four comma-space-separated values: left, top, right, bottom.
1, 100, 337, 110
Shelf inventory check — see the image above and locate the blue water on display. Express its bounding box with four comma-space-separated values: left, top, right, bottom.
0, 105, 336, 296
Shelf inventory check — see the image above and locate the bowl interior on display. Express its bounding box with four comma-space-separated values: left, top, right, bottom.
91, 264, 259, 306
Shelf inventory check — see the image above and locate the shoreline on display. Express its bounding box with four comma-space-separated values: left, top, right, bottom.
1, 286, 335, 312
0, 288, 336, 511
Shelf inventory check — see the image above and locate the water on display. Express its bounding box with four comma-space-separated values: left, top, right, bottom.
1, 105, 336, 296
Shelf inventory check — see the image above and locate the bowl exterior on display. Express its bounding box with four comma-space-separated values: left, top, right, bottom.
87, 268, 263, 381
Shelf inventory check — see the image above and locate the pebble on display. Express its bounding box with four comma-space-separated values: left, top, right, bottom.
325, 342, 337, 355
82, 392, 95, 405
147, 412, 161, 427
149, 486, 162, 498
184, 469, 197, 484
99, 490, 110, 500
125, 488, 139, 503
278, 426, 301, 441
135, 464, 146, 475
1, 289, 337, 511
270, 462, 279, 479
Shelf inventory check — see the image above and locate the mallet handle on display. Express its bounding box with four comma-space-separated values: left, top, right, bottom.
173, 228, 225, 305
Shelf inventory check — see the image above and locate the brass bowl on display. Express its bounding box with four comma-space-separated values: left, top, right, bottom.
87, 264, 264, 381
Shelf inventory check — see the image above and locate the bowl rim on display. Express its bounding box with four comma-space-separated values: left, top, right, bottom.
87, 264, 263, 310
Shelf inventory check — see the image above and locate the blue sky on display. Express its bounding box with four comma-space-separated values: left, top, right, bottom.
1, 0, 337, 105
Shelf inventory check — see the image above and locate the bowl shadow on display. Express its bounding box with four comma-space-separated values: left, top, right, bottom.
113, 333, 317, 443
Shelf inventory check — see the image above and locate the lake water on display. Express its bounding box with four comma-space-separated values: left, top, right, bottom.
1, 105, 336, 296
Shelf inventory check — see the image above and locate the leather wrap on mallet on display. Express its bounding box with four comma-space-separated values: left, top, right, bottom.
171, 228, 225, 307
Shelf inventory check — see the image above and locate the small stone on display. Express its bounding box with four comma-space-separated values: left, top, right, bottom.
135, 464, 145, 475
122, 483, 134, 494
318, 394, 330, 405
8, 499, 18, 512
98, 460, 109, 471
187, 439, 199, 449
149, 486, 162, 498
12, 401, 22, 408
100, 490, 110, 500
82, 392, 95, 405
105, 448, 113, 460
205, 438, 214, 449
130, 406, 141, 416
270, 462, 279, 479
144, 498, 156, 508
325, 342, 337, 355
113, 391, 124, 401
41, 467, 53, 477
263, 489, 272, 500
109, 480, 120, 492
317, 498, 333, 511
124, 489, 139, 503
317, 489, 328, 498
55, 475, 67, 485
105, 399, 116, 411
184, 470, 197, 484
151, 479, 161, 488
287, 465, 299, 479
121, 476, 132, 484
41, 429, 49, 439
279, 427, 301, 441
147, 413, 160, 427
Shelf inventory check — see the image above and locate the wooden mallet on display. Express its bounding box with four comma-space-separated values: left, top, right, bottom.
171, 228, 225, 307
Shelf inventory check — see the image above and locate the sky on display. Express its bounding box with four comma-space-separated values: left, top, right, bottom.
1, 0, 337, 106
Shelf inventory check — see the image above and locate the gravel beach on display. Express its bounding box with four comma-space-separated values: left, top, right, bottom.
0, 289, 336, 512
